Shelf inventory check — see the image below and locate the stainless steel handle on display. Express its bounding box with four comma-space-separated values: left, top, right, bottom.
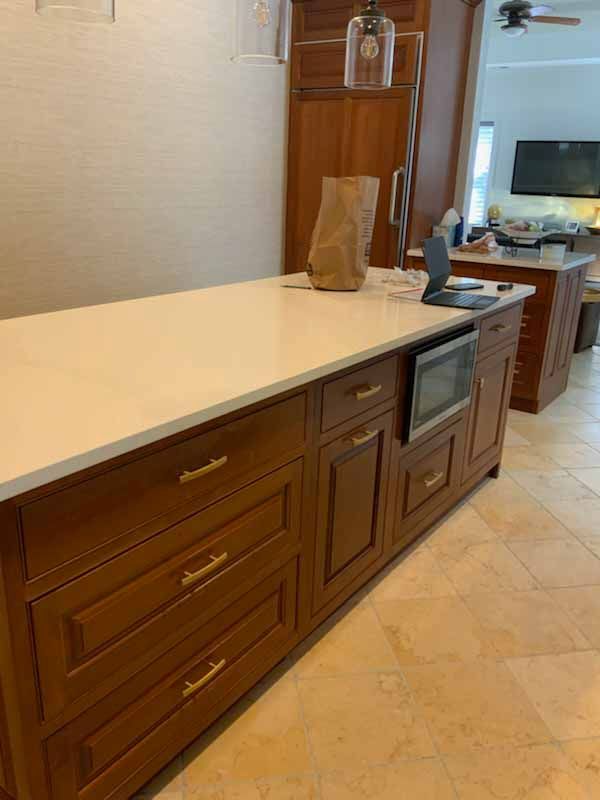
181, 552, 229, 588
423, 471, 444, 489
182, 659, 227, 698
348, 430, 379, 448
179, 456, 228, 485
476, 377, 486, 390
353, 384, 383, 401
389, 167, 406, 227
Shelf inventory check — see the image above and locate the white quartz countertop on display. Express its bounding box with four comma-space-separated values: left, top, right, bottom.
407, 247, 596, 272
0, 270, 535, 502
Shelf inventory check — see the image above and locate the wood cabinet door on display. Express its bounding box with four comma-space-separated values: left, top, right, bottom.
462, 342, 516, 483
313, 410, 393, 612
292, 0, 427, 43
286, 88, 414, 273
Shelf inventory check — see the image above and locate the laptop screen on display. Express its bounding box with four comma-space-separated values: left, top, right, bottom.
422, 237, 452, 299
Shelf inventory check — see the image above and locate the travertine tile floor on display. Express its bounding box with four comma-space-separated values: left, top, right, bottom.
135, 347, 600, 800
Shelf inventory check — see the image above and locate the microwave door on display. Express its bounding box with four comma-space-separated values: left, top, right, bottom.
409, 330, 479, 441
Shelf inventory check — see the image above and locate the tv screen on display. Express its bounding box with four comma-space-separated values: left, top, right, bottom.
512, 141, 600, 199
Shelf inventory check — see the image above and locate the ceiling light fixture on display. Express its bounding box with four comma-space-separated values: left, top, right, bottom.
501, 21, 528, 37
232, 0, 291, 66
345, 0, 395, 90
35, 0, 115, 23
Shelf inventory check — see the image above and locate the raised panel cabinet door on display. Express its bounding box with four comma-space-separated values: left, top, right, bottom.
286, 92, 348, 274
292, 0, 426, 43
462, 342, 517, 483
345, 89, 414, 269
313, 410, 394, 613
286, 88, 414, 273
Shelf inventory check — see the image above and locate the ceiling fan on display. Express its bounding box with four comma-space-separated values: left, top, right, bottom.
496, 1, 582, 37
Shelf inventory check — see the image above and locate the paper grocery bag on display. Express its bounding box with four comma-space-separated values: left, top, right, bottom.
307, 176, 380, 291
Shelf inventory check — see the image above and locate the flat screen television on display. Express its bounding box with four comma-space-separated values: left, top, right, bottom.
511, 141, 600, 199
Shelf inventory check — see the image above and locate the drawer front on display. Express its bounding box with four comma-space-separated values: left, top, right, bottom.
451, 263, 485, 279
46, 562, 298, 800
519, 302, 546, 354
512, 349, 539, 400
485, 266, 550, 303
292, 36, 418, 90
394, 416, 465, 542
32, 461, 302, 721
20, 393, 307, 580
321, 355, 399, 433
478, 303, 523, 355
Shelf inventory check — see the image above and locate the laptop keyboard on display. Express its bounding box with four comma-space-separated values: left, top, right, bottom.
424, 291, 499, 310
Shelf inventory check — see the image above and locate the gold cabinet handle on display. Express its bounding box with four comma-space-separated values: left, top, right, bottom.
423, 471, 444, 489
476, 377, 486, 390
182, 659, 227, 699
348, 430, 379, 448
181, 552, 229, 588
179, 455, 228, 485
353, 384, 383, 401
490, 323, 511, 333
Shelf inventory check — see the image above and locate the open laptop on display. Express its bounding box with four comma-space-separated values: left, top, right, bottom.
421, 237, 499, 310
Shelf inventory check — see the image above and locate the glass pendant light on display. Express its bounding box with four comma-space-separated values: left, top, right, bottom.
35, 0, 115, 23
345, 0, 395, 90
233, 0, 291, 66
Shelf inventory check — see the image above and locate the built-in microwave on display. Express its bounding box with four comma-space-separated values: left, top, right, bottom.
406, 328, 479, 443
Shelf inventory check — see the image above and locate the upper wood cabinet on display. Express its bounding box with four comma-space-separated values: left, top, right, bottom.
291, 34, 419, 90
292, 0, 428, 44
286, 88, 414, 273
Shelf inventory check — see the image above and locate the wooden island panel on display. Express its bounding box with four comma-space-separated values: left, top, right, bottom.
0, 298, 522, 800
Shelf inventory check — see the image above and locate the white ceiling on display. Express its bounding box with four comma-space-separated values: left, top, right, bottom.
487, 0, 600, 66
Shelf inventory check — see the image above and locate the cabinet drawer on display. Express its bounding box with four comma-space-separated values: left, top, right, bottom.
394, 416, 465, 542
512, 349, 539, 400
292, 35, 418, 89
478, 304, 522, 355
46, 562, 298, 800
321, 355, 399, 433
20, 393, 307, 580
519, 302, 546, 353
32, 461, 302, 721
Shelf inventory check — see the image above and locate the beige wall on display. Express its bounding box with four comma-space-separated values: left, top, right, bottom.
0, 0, 288, 319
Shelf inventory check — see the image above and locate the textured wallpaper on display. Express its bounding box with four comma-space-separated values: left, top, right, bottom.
0, 0, 288, 319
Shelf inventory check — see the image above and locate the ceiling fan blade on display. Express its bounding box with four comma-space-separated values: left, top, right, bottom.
530, 5, 554, 16
530, 15, 581, 25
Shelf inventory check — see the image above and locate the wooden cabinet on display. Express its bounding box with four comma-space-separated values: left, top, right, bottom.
286, 0, 479, 272
291, 35, 419, 90
292, 0, 427, 43
286, 88, 414, 273
313, 410, 394, 612
392, 415, 466, 547
0, 301, 519, 800
407, 255, 587, 413
463, 342, 517, 483
46, 562, 299, 800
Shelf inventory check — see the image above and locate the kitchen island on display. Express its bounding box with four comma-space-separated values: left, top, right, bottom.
0, 270, 534, 800
406, 247, 596, 413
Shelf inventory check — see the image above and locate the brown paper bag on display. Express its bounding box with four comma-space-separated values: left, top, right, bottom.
307, 176, 380, 291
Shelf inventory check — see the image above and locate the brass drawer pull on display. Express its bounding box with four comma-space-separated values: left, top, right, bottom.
490, 323, 511, 333
182, 658, 227, 698
179, 456, 228, 485
423, 471, 444, 489
348, 430, 379, 448
181, 552, 229, 587
354, 384, 383, 401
